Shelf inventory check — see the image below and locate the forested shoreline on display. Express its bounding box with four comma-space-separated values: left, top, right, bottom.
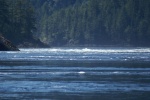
0, 0, 150, 47
0, 0, 36, 44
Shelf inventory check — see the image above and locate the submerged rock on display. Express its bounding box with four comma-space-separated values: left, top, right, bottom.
0, 35, 19, 51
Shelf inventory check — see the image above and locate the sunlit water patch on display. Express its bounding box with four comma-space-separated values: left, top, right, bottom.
0, 47, 150, 62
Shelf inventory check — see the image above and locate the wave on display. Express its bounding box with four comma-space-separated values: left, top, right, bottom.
0, 48, 150, 62
20, 47, 150, 53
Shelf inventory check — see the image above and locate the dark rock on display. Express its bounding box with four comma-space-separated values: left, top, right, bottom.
0, 35, 19, 51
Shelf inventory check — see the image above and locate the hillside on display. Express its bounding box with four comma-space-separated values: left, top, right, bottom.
32, 0, 150, 47
0, 0, 49, 48
1, 0, 150, 47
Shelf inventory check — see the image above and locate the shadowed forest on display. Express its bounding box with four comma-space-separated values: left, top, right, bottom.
0, 0, 150, 47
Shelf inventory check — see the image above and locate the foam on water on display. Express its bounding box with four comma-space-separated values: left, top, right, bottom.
0, 47, 150, 62
78, 71, 86, 74
19, 48, 150, 53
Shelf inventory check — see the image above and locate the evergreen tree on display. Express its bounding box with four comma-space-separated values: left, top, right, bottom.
0, 0, 9, 34
7, 0, 36, 43
1, 0, 150, 46
33, 0, 150, 46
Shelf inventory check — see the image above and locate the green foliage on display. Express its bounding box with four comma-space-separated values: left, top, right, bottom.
0, 0, 9, 34
32, 0, 150, 46
0, 0, 36, 44
1, 0, 150, 46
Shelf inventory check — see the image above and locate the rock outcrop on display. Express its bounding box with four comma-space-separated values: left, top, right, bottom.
0, 35, 19, 51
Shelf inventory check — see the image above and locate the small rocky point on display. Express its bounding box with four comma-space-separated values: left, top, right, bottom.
0, 35, 19, 51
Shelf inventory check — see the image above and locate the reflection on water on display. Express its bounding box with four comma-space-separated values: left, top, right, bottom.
0, 47, 150, 100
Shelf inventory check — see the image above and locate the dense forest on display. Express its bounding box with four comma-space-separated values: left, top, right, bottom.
0, 0, 36, 44
0, 0, 150, 47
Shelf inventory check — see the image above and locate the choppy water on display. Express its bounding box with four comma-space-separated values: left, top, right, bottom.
0, 47, 150, 100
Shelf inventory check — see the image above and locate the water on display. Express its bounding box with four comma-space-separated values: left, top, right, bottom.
0, 47, 150, 100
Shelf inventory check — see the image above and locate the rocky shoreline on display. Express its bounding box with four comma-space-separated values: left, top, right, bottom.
0, 35, 19, 51
0, 35, 50, 51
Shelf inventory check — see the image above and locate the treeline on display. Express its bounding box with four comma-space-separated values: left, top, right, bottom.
0, 0, 36, 44
32, 0, 150, 46
1, 0, 150, 47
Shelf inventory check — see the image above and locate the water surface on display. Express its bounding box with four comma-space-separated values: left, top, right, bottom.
0, 47, 150, 100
